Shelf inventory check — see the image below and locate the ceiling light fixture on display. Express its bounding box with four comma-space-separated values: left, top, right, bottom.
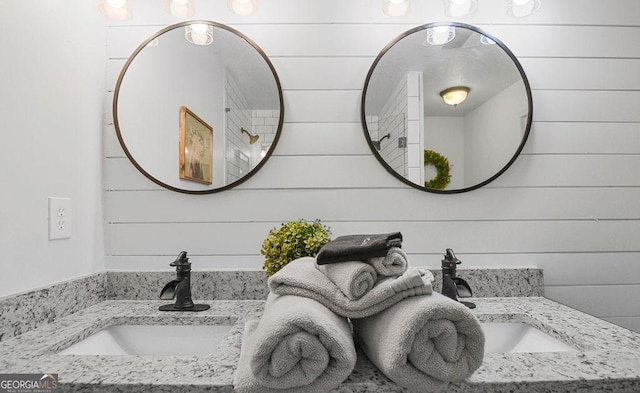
228, 0, 259, 16
382, 0, 410, 17
507, 0, 541, 18
440, 86, 470, 106
425, 25, 456, 46
184, 23, 213, 45
165, 0, 194, 18
444, 0, 477, 18
98, 0, 133, 21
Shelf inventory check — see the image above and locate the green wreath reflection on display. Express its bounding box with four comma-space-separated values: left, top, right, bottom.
424, 150, 451, 190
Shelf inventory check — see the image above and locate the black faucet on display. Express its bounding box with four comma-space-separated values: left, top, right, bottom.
159, 251, 210, 312
441, 249, 475, 309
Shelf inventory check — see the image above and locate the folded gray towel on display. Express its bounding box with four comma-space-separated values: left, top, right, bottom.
366, 247, 408, 276
316, 232, 403, 265
352, 292, 485, 393
269, 257, 433, 319
233, 293, 356, 393
315, 260, 378, 300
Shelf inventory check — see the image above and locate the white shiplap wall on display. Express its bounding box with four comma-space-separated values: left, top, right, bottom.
102, 0, 640, 333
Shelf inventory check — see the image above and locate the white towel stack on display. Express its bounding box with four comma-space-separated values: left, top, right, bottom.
234, 235, 484, 393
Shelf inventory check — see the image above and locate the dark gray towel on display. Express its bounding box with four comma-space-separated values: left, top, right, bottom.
316, 232, 403, 265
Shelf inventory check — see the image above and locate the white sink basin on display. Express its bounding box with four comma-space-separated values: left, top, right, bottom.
481, 322, 575, 353
59, 324, 234, 356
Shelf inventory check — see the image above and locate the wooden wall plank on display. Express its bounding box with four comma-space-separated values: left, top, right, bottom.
105, 220, 640, 256
104, 116, 640, 159
108, 24, 640, 60
104, 188, 640, 223
524, 122, 640, 155
522, 58, 640, 91
107, 56, 640, 94
104, 154, 640, 190
545, 285, 640, 318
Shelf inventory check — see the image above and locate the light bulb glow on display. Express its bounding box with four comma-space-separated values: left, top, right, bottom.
106, 0, 126, 7
185, 24, 214, 46
98, 0, 133, 21
480, 35, 496, 45
507, 0, 540, 17
444, 0, 476, 17
383, 0, 410, 16
425, 25, 455, 45
166, 0, 194, 18
228, 0, 259, 15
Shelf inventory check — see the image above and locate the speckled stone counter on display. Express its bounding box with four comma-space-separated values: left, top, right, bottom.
0, 267, 542, 342
1, 297, 639, 392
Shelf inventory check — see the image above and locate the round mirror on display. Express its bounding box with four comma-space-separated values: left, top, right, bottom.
362, 22, 532, 193
114, 21, 284, 194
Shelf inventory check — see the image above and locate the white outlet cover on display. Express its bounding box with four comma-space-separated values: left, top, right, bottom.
48, 197, 71, 240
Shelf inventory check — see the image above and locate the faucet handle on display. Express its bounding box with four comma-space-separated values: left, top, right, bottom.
170, 251, 190, 267
442, 248, 461, 267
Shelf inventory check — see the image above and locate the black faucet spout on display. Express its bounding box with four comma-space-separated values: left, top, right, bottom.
159, 251, 210, 312
441, 248, 475, 309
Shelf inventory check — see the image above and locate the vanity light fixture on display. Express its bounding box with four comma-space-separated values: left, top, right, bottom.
98, 0, 133, 21
164, 0, 194, 18
184, 23, 213, 45
146, 38, 159, 48
382, 0, 410, 17
241, 128, 259, 144
506, 0, 541, 18
424, 25, 456, 46
440, 86, 470, 106
444, 0, 477, 18
228, 0, 259, 16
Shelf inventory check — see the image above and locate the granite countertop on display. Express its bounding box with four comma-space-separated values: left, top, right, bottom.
1, 297, 639, 393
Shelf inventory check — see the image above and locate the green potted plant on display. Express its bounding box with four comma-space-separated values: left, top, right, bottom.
261, 219, 331, 276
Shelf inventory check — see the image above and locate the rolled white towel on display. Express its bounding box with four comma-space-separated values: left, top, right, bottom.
366, 247, 408, 276
269, 257, 433, 319
315, 260, 378, 300
352, 292, 485, 393
233, 293, 356, 393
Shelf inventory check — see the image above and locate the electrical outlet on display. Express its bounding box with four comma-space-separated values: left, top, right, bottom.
49, 197, 71, 240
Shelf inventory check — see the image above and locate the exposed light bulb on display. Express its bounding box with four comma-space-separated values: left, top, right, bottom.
165, 0, 194, 18
98, 0, 133, 21
444, 0, 477, 18
228, 0, 259, 16
507, 0, 541, 18
425, 25, 456, 46
383, 0, 410, 17
185, 23, 213, 45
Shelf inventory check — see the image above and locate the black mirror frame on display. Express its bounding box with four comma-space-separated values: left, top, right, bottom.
113, 20, 284, 194
361, 22, 533, 194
